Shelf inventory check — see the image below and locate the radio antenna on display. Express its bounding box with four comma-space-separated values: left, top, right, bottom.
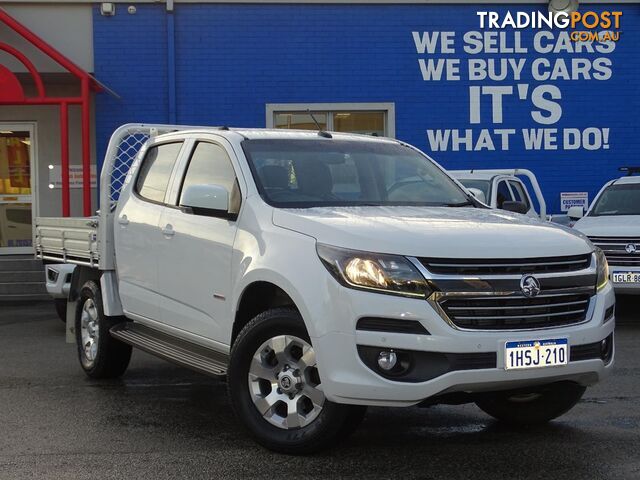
307, 109, 332, 138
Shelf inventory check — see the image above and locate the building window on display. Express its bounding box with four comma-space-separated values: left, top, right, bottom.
266, 103, 395, 138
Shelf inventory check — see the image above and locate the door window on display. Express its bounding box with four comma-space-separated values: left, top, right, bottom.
179, 142, 241, 214
495, 181, 513, 209
509, 180, 530, 209
135, 142, 183, 203
0, 130, 32, 250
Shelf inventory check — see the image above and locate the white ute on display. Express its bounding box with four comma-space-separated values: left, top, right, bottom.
572, 167, 640, 295
35, 124, 615, 454
450, 169, 547, 220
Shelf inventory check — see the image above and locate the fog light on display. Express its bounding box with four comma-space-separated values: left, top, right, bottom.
600, 335, 613, 364
47, 268, 59, 282
377, 350, 398, 371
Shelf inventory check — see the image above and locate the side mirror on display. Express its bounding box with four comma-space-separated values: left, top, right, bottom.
567, 206, 584, 220
180, 184, 230, 217
466, 188, 486, 205
502, 200, 529, 215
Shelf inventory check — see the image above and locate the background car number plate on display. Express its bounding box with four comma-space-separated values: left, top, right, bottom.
612, 271, 640, 284
505, 339, 568, 370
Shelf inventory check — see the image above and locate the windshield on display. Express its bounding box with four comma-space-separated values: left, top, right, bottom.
241, 139, 470, 208
457, 179, 491, 200
590, 183, 640, 216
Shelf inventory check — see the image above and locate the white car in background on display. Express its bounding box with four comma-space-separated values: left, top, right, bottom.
571, 168, 640, 295
450, 169, 547, 221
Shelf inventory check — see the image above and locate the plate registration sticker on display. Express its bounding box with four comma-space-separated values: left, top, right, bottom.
505, 338, 568, 370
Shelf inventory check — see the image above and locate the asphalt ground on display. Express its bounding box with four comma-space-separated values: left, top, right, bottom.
0, 298, 638, 479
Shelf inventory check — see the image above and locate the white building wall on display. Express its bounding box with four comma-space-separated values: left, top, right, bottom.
0, 4, 93, 73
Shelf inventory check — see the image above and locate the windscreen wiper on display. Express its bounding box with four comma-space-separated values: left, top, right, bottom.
444, 201, 474, 207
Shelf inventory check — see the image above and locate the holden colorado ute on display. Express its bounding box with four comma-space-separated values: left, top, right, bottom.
35, 124, 615, 454
571, 167, 640, 295
450, 169, 547, 220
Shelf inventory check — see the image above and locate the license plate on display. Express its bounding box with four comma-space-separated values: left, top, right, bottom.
505, 338, 568, 370
612, 271, 640, 284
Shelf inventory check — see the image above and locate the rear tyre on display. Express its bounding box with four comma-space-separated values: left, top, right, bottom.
75, 280, 132, 379
54, 298, 67, 323
475, 381, 586, 425
227, 307, 366, 454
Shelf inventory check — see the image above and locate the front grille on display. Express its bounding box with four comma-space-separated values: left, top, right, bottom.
357, 346, 496, 383
570, 342, 601, 362
570, 334, 613, 363
438, 293, 592, 330
448, 352, 497, 370
588, 237, 640, 267
419, 254, 591, 276
356, 317, 429, 335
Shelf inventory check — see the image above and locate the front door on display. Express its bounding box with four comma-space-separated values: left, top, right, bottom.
0, 124, 35, 255
155, 139, 242, 344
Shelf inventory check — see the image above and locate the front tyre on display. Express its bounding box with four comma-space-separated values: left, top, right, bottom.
75, 280, 132, 379
475, 381, 586, 425
227, 308, 365, 454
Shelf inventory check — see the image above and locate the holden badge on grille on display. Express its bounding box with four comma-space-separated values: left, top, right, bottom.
625, 243, 638, 254
520, 275, 541, 298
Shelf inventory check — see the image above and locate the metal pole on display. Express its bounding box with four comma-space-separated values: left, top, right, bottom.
81, 77, 91, 216
166, 2, 176, 123
59, 102, 70, 216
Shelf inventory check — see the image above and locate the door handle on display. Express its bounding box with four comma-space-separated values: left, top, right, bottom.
161, 224, 175, 237
118, 215, 129, 226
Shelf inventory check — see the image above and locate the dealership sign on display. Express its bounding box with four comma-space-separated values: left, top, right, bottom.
413, 12, 622, 153
560, 191, 589, 212
48, 165, 97, 189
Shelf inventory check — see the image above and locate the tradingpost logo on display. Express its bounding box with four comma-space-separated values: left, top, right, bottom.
477, 10, 623, 42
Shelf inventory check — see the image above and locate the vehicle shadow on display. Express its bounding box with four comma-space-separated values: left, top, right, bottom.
83, 359, 628, 479
322, 405, 621, 478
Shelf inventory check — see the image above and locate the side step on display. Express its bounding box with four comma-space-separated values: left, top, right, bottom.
110, 323, 229, 377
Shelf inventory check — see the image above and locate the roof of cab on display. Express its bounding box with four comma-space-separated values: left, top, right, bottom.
450, 171, 504, 181
614, 175, 640, 185
154, 127, 399, 144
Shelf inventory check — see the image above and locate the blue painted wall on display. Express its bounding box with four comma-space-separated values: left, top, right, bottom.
94, 3, 640, 213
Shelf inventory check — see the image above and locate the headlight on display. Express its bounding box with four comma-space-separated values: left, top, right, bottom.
316, 244, 432, 298
595, 247, 609, 292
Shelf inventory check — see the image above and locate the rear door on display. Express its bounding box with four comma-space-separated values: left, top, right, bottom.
155, 137, 243, 344
115, 141, 185, 319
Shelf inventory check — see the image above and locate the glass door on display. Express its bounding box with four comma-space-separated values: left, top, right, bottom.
0, 125, 35, 254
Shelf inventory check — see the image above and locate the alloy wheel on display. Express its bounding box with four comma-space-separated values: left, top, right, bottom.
248, 335, 325, 429
80, 298, 100, 365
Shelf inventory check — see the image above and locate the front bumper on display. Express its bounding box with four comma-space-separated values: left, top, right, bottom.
609, 266, 640, 295
312, 282, 616, 407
